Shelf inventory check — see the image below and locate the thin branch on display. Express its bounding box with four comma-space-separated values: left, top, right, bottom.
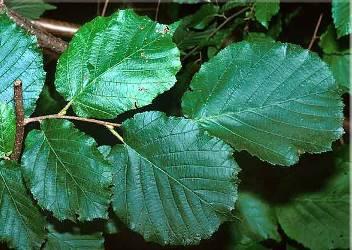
32, 18, 79, 38
6, 8, 68, 54
155, 0, 161, 21
101, 0, 109, 16
24, 115, 121, 128
308, 13, 323, 50
10, 80, 25, 162
106, 125, 124, 143
182, 7, 249, 61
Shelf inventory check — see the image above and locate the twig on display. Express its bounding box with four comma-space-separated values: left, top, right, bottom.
24, 115, 121, 128
182, 7, 249, 61
308, 13, 323, 50
101, 0, 109, 16
7, 8, 68, 54
106, 126, 124, 143
32, 18, 79, 38
155, 0, 161, 21
10, 80, 25, 162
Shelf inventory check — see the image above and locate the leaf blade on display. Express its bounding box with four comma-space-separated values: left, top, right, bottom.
109, 111, 239, 245
21, 119, 112, 221
182, 41, 344, 166
0, 103, 15, 159
55, 9, 181, 119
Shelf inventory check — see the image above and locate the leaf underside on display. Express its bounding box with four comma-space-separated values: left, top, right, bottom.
55, 9, 181, 119
0, 11, 45, 116
21, 119, 112, 221
182, 41, 344, 166
109, 111, 239, 245
0, 161, 47, 250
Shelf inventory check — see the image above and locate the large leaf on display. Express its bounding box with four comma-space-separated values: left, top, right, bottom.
44, 225, 104, 250
0, 11, 45, 116
182, 41, 344, 166
332, 0, 351, 38
276, 146, 350, 250
21, 119, 112, 221
0, 160, 47, 250
0, 103, 15, 159
55, 9, 181, 119
254, 0, 280, 28
5, 0, 56, 19
108, 111, 239, 245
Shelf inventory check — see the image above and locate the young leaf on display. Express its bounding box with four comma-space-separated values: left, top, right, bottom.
0, 11, 45, 116
332, 0, 351, 38
108, 111, 239, 245
55, 9, 181, 119
21, 119, 112, 221
0, 103, 15, 159
254, 0, 280, 28
323, 51, 350, 92
45, 225, 104, 250
182, 41, 344, 166
276, 146, 350, 250
5, 0, 56, 19
0, 160, 47, 250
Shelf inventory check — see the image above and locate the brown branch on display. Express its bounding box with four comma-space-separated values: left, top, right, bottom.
101, 0, 109, 16
308, 13, 323, 50
24, 115, 121, 128
31, 18, 79, 38
6, 8, 68, 54
10, 80, 25, 162
155, 0, 161, 21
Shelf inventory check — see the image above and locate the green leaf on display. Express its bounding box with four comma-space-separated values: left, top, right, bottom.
5, 0, 56, 19
323, 51, 350, 92
276, 146, 350, 250
182, 41, 344, 166
172, 0, 204, 4
0, 160, 47, 250
227, 192, 279, 250
21, 119, 112, 221
45, 225, 104, 250
0, 103, 15, 159
254, 0, 280, 28
55, 9, 181, 119
108, 111, 239, 245
332, 0, 351, 38
319, 25, 341, 54
0, 11, 45, 116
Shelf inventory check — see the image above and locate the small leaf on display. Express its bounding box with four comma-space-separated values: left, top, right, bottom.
332, 0, 351, 38
276, 146, 350, 250
0, 11, 45, 116
254, 0, 280, 28
5, 0, 56, 19
182, 41, 344, 166
109, 111, 239, 245
0, 103, 15, 159
323, 51, 350, 92
55, 9, 181, 119
0, 160, 47, 250
45, 225, 104, 250
22, 119, 112, 221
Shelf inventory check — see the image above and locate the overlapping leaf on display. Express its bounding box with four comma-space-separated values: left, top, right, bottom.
0, 11, 45, 116
0, 160, 47, 250
276, 146, 350, 250
5, 0, 56, 19
332, 0, 351, 37
21, 119, 112, 221
55, 9, 181, 119
0, 103, 15, 159
45, 225, 104, 250
182, 41, 344, 166
254, 0, 280, 28
108, 111, 239, 245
